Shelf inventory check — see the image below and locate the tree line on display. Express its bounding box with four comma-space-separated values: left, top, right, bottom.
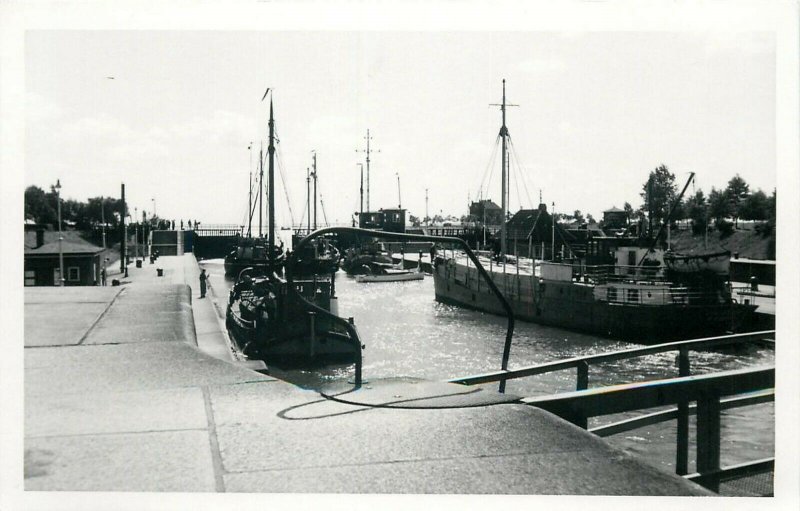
632, 165, 776, 237
24, 185, 174, 232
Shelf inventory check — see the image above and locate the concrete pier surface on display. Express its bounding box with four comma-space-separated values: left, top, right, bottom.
18, 254, 712, 502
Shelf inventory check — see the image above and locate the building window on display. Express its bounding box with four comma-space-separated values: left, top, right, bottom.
68, 267, 80, 282
25, 270, 35, 286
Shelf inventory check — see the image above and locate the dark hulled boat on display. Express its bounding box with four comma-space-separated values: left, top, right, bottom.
225, 94, 360, 365
432, 81, 757, 342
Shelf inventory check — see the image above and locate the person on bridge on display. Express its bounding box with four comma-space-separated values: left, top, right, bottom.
199, 268, 209, 298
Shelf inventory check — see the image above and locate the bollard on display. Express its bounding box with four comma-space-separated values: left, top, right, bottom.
157, 268, 164, 277
136, 260, 142, 268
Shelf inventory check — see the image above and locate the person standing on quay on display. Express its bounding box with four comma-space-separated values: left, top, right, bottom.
199, 268, 209, 298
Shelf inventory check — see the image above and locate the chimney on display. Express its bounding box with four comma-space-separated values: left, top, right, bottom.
36, 228, 44, 248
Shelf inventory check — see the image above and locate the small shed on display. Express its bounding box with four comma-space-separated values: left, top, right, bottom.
24, 237, 104, 286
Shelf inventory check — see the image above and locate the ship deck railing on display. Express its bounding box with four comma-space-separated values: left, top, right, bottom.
450, 330, 775, 494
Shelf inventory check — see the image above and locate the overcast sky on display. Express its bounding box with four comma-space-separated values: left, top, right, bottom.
24, 29, 775, 227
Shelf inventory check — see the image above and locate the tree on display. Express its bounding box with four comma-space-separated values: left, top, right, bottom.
640, 165, 677, 235
572, 210, 584, 224
708, 187, 732, 224
739, 189, 769, 221
684, 190, 708, 235
623, 202, 634, 225
586, 213, 596, 224
725, 174, 750, 227
409, 214, 421, 227
24, 185, 57, 226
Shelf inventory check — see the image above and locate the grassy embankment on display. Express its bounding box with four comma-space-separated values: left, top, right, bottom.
669, 223, 775, 260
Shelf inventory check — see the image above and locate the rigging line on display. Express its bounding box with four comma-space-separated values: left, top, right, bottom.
508, 137, 534, 209
273, 127, 296, 226
316, 179, 330, 227
508, 143, 522, 213
477, 134, 502, 201
319, 193, 329, 227
482, 135, 501, 202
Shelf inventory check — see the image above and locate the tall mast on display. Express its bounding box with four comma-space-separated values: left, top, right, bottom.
500, 79, 508, 258
247, 143, 253, 237
358, 163, 364, 217
268, 98, 275, 260
306, 167, 311, 232
357, 130, 378, 212
258, 143, 263, 237
312, 151, 318, 230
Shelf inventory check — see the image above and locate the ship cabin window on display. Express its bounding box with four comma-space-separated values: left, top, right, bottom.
627, 250, 637, 266
252, 247, 265, 259
627, 288, 639, 303
242, 247, 253, 259
607, 287, 618, 302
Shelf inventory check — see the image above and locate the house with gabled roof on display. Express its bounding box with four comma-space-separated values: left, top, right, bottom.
24, 229, 104, 286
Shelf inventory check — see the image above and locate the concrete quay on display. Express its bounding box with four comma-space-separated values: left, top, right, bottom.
22, 254, 710, 497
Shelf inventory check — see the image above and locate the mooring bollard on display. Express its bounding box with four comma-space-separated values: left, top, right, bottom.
157, 268, 164, 277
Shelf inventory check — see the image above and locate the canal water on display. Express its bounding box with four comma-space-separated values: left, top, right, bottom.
201, 259, 774, 476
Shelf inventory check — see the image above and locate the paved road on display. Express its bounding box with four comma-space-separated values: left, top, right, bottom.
20, 254, 710, 500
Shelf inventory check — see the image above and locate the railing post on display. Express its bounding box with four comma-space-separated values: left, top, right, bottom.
676, 347, 691, 475
696, 389, 721, 492
308, 312, 316, 358
577, 361, 589, 391
573, 361, 589, 429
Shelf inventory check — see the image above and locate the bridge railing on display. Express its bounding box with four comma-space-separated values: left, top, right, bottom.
524, 366, 774, 493
450, 330, 775, 493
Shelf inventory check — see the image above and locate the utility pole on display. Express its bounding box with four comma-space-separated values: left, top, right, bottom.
100, 197, 106, 250
396, 172, 401, 209
551, 202, 556, 261
55, 179, 64, 286
425, 188, 429, 226
357, 129, 379, 212
120, 183, 126, 274
134, 207, 138, 261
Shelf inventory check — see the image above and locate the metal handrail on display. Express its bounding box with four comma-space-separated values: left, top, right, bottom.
286, 227, 515, 391
524, 365, 775, 493
589, 389, 775, 437
449, 330, 775, 386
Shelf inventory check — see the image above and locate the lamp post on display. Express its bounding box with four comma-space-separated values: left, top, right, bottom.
134, 207, 139, 262
55, 179, 65, 286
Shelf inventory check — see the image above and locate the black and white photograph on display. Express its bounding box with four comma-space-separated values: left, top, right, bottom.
1, 1, 798, 510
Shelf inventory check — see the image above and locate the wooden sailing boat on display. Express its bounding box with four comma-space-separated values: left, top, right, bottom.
224, 141, 285, 277
225, 94, 359, 364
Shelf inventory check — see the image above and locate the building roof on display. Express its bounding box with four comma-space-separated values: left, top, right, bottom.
505, 208, 577, 242
604, 206, 625, 213
25, 239, 103, 256
471, 199, 501, 210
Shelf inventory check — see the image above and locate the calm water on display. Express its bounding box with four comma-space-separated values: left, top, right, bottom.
201, 258, 774, 474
